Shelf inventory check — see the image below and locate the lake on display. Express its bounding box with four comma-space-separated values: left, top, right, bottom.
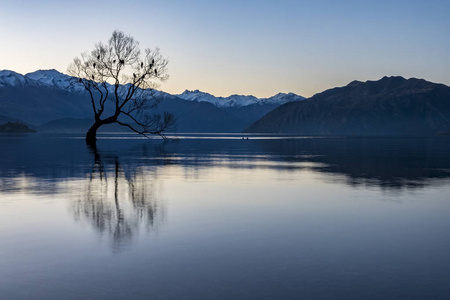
1, 133, 450, 299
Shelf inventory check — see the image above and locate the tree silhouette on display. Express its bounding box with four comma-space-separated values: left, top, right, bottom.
68, 30, 175, 146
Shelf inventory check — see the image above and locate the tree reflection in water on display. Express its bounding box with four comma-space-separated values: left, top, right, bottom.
72, 146, 164, 251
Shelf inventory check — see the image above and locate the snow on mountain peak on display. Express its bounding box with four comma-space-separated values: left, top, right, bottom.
25, 69, 73, 90
0, 70, 28, 87
177, 90, 305, 108
178, 90, 223, 107
267, 92, 305, 103
272, 92, 295, 98
180, 89, 215, 100
0, 69, 75, 89
1, 68, 305, 108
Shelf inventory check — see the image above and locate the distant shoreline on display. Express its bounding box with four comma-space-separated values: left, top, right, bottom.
0, 122, 36, 133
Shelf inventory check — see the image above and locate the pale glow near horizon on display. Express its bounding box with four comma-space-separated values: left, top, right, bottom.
0, 0, 449, 98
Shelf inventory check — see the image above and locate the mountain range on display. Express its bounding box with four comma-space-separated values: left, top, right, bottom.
244, 76, 450, 136
0, 69, 304, 133
2, 69, 449, 136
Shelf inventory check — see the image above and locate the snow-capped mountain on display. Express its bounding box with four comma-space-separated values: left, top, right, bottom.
177, 90, 305, 108
0, 70, 46, 88
177, 90, 258, 107
0, 69, 83, 93
25, 69, 81, 92
0, 69, 305, 108
269, 92, 305, 105
25, 69, 154, 96
0, 69, 306, 132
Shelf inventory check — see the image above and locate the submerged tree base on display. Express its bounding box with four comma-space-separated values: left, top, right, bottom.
86, 122, 101, 146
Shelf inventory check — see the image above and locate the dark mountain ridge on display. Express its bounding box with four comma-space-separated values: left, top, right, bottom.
244, 76, 450, 136
0, 69, 302, 133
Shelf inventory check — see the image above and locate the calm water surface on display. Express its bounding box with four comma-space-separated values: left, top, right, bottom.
1, 133, 450, 299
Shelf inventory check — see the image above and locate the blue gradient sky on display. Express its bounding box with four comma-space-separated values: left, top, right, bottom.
1, 0, 449, 97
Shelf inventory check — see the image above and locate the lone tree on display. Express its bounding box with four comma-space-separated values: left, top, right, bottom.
68, 30, 175, 145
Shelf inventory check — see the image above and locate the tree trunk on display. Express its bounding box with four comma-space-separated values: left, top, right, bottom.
86, 121, 102, 146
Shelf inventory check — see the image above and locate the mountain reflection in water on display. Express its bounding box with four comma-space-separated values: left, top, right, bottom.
1, 134, 450, 299
0, 134, 449, 244
1, 134, 450, 191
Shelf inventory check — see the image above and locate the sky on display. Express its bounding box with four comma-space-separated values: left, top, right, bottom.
0, 0, 449, 98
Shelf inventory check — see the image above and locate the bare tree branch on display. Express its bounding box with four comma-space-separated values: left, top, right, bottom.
67, 30, 174, 145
